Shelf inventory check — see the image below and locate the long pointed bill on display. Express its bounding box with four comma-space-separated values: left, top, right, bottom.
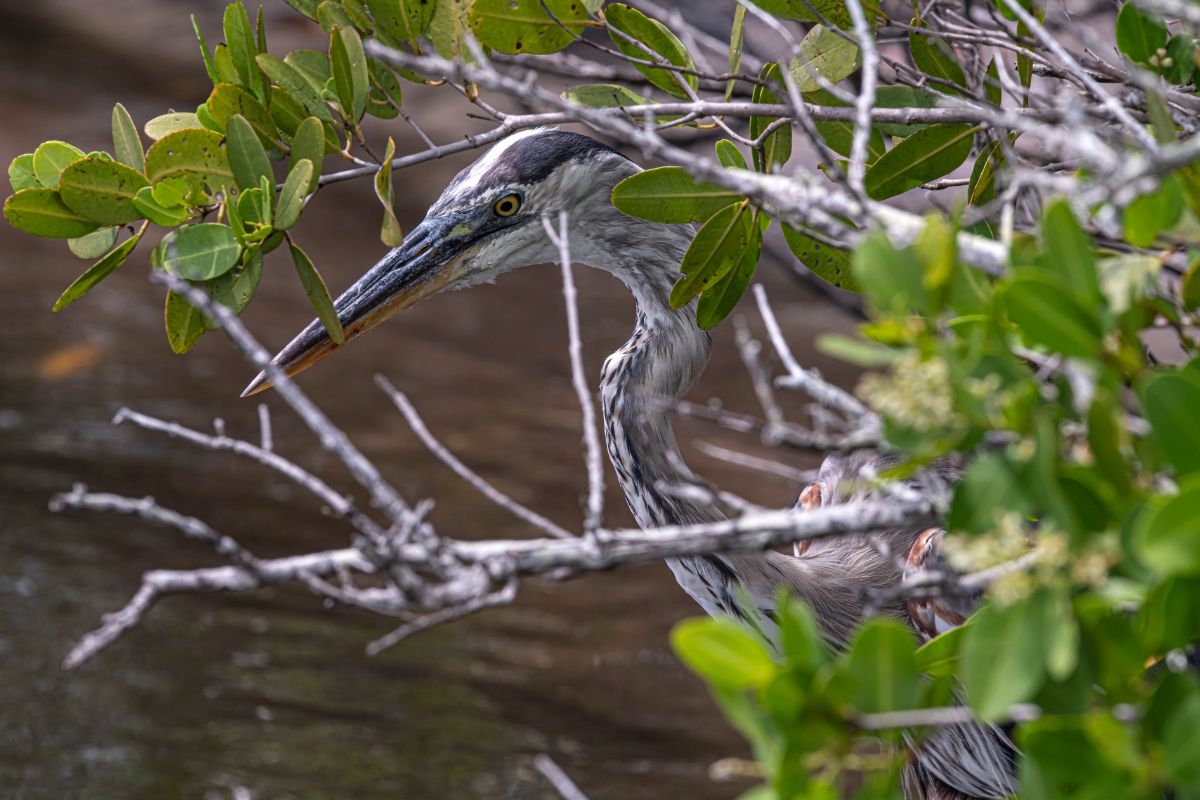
242, 214, 472, 396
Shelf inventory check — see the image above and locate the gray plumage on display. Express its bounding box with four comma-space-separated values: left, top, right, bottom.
256, 130, 1017, 799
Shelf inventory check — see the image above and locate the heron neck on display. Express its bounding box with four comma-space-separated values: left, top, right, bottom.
589, 226, 722, 529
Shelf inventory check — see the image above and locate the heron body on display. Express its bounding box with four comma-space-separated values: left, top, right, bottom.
246, 129, 1015, 799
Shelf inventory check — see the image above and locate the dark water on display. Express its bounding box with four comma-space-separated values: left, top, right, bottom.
0, 4, 864, 797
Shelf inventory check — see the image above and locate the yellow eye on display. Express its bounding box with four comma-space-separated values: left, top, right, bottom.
493, 194, 520, 217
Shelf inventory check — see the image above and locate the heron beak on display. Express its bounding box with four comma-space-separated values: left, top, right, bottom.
241, 214, 473, 397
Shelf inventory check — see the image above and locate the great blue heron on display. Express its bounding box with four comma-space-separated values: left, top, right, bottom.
244, 129, 1015, 800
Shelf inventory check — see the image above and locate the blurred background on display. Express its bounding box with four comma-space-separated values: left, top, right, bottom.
0, 1, 866, 796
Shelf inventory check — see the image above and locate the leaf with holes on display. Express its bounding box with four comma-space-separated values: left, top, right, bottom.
863, 123, 975, 200
605, 3, 697, 100
670, 201, 753, 308
470, 0, 588, 55
790, 25, 860, 93
611, 166, 742, 224
431, 0, 479, 62
55, 231, 142, 311
144, 129, 234, 195
145, 114, 203, 142
782, 224, 858, 291
4, 188, 100, 239
291, 240, 345, 344
58, 158, 149, 226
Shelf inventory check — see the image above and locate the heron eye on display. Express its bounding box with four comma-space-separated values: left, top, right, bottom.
493, 194, 520, 217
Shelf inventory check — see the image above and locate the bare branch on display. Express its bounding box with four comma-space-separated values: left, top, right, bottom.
693, 439, 817, 483
257, 403, 273, 452
542, 211, 606, 536
534, 754, 591, 800
365, 579, 517, 656
374, 375, 576, 540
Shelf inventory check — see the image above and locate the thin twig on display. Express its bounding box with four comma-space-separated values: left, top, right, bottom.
534, 754, 591, 800
375, 376, 575, 540
543, 212, 606, 536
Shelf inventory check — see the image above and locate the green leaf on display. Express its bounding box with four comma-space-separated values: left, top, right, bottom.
726, 4, 745, 101
192, 14, 221, 85
1140, 368, 1200, 480
562, 84, 683, 120
815, 333, 897, 367
716, 140, 747, 170
144, 113, 203, 141
1041, 200, 1101, 307
160, 223, 242, 281
967, 138, 1006, 206
111, 103, 144, 170
275, 159, 313, 232
909, 21, 966, 94
1116, 2, 1167, 68
223, 1, 261, 94
947, 452, 1029, 533
1184, 257, 1200, 312
366, 0, 435, 47
196, 102, 222, 133
872, 85, 940, 137
611, 166, 742, 224
133, 186, 190, 226
213, 44, 241, 86
985, 55, 1002, 105
914, 625, 966, 677
207, 83, 280, 146
9, 154, 41, 192
847, 619, 921, 713
1088, 387, 1132, 495
781, 224, 858, 291
430, 0, 478, 63
696, 220, 761, 329
290, 240, 345, 344
1001, 272, 1102, 358
153, 176, 191, 208
1041, 589, 1079, 682
1099, 253, 1160, 315
330, 25, 369, 123
225, 114, 274, 193
1164, 34, 1197, 85
469, 0, 588, 55
670, 617, 777, 691
268, 89, 341, 154
863, 123, 975, 201
317, 0, 354, 32
606, 3, 697, 100
813, 120, 885, 165
960, 599, 1045, 721
374, 138, 404, 246
54, 231, 142, 311
203, 250, 263, 329
285, 50, 332, 93
750, 63, 791, 174
257, 53, 335, 124
165, 288, 207, 354
670, 202, 753, 308
1164, 694, 1200, 787
57, 158, 149, 226
789, 25, 860, 93
32, 141, 85, 189
367, 58, 404, 118
67, 226, 119, 260
281, 0, 321, 20
3, 188, 100, 239
778, 596, 828, 675
1125, 178, 1184, 247
342, 0, 375, 34
851, 230, 926, 314
290, 116, 326, 194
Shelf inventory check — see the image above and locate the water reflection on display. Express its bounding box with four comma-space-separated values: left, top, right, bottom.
0, 3, 864, 797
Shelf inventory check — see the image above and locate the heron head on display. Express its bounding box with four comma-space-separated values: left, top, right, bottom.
242, 129, 634, 396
